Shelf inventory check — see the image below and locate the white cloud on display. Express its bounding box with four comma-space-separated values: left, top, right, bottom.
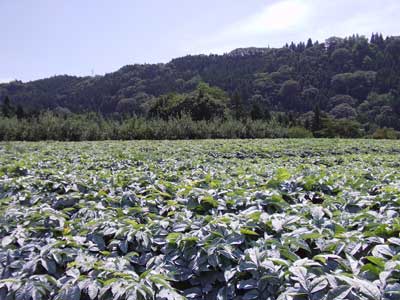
231, 0, 310, 35
186, 0, 400, 55
307, 0, 399, 42
187, 0, 311, 54
0, 78, 13, 84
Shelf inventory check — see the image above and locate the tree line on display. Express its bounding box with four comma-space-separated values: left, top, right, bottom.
1, 94, 397, 140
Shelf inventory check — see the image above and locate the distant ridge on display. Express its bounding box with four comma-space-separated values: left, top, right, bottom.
0, 33, 399, 139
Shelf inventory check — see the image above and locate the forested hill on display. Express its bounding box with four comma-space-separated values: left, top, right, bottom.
1, 34, 400, 136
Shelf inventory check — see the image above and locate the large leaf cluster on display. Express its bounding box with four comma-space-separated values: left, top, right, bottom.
0, 140, 400, 299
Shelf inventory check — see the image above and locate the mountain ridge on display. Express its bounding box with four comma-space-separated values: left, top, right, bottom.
0, 33, 399, 136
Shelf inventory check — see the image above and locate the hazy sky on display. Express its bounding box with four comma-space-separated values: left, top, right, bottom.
1, 0, 399, 82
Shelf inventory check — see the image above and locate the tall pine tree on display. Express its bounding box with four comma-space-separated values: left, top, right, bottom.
312, 104, 322, 132
231, 90, 244, 120
2, 96, 13, 118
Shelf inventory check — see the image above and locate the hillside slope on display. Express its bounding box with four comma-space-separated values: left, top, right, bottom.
1, 34, 400, 131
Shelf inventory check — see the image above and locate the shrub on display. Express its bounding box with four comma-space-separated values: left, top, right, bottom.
372, 127, 400, 139
287, 126, 313, 138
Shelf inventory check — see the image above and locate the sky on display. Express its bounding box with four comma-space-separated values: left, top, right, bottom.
0, 0, 399, 82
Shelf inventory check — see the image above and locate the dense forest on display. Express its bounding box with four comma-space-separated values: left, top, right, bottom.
1, 33, 400, 140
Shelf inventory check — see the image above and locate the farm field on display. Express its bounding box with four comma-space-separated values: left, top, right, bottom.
0, 139, 400, 300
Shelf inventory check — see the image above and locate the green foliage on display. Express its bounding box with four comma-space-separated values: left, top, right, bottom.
1, 140, 400, 299
231, 90, 245, 120
148, 83, 228, 121
331, 47, 352, 72
287, 126, 313, 138
1, 96, 13, 118
329, 103, 357, 119
1, 34, 400, 137
372, 127, 400, 139
315, 118, 363, 138
311, 104, 322, 132
279, 79, 300, 109
0, 112, 293, 140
